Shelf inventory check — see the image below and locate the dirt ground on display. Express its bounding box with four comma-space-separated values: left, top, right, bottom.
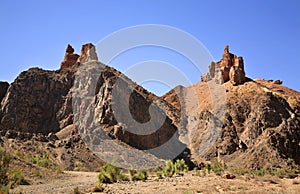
12, 171, 300, 194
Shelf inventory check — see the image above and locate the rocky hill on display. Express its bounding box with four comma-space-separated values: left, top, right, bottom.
163, 46, 300, 169
0, 44, 299, 173
0, 43, 184, 170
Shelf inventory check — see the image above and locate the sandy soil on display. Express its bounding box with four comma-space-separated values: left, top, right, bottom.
11, 171, 300, 194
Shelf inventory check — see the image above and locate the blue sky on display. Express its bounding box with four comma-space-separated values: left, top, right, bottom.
0, 0, 299, 95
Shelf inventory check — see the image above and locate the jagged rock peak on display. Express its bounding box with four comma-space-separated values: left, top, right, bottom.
77, 43, 98, 64
66, 44, 75, 53
60, 43, 99, 69
60, 44, 80, 69
201, 45, 246, 85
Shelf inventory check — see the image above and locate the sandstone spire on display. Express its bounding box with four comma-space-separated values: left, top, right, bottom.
60, 44, 79, 69
76, 43, 98, 64
201, 45, 246, 85
60, 43, 99, 69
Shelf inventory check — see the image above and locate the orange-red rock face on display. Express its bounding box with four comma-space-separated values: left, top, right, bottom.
202, 45, 246, 85
60, 44, 80, 69
60, 43, 98, 69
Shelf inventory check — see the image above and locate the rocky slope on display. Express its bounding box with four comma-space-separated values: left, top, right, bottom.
163, 47, 300, 170
0, 43, 299, 172
0, 43, 183, 170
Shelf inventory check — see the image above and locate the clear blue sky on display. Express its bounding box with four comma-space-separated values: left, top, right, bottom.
0, 0, 299, 95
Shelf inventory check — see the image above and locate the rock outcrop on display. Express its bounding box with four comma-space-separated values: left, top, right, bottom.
0, 81, 9, 103
0, 67, 75, 134
1, 43, 299, 171
202, 45, 246, 85
0, 43, 100, 134
164, 75, 300, 169
60, 44, 80, 69
77, 43, 98, 63
0, 43, 184, 168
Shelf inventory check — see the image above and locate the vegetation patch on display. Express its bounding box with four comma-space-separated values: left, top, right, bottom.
97, 163, 129, 183
0, 148, 29, 193
129, 169, 148, 181
26, 153, 52, 168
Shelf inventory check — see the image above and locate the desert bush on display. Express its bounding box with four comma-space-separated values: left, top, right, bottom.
130, 169, 148, 181
230, 166, 298, 178
266, 167, 297, 178
249, 168, 265, 176
193, 169, 206, 177
161, 159, 188, 178
162, 160, 175, 177
0, 148, 12, 186
56, 167, 64, 174
15, 151, 24, 159
211, 160, 226, 175
73, 161, 83, 171
8, 169, 28, 188
0, 185, 9, 194
230, 167, 249, 175
97, 163, 128, 183
156, 171, 163, 179
205, 163, 212, 174
33, 171, 42, 177
27, 153, 52, 168
174, 159, 188, 176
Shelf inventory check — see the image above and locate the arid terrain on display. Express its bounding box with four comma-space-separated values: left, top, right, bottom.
11, 171, 300, 194
1, 44, 300, 193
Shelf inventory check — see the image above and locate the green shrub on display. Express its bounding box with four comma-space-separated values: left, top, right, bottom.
156, 171, 163, 179
211, 160, 226, 175
230, 166, 297, 178
7, 169, 28, 189
129, 168, 137, 179
194, 169, 206, 177
130, 169, 148, 181
97, 163, 128, 183
0, 185, 9, 194
163, 160, 175, 177
0, 148, 12, 186
33, 171, 42, 177
250, 168, 265, 176
73, 161, 83, 171
230, 167, 249, 175
15, 151, 24, 159
27, 153, 52, 168
174, 159, 188, 176
205, 163, 212, 174
56, 167, 64, 174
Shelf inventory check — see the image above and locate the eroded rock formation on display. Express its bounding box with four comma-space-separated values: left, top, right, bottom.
1, 43, 299, 171
77, 43, 98, 63
60, 44, 80, 69
202, 45, 246, 85
0, 43, 183, 168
